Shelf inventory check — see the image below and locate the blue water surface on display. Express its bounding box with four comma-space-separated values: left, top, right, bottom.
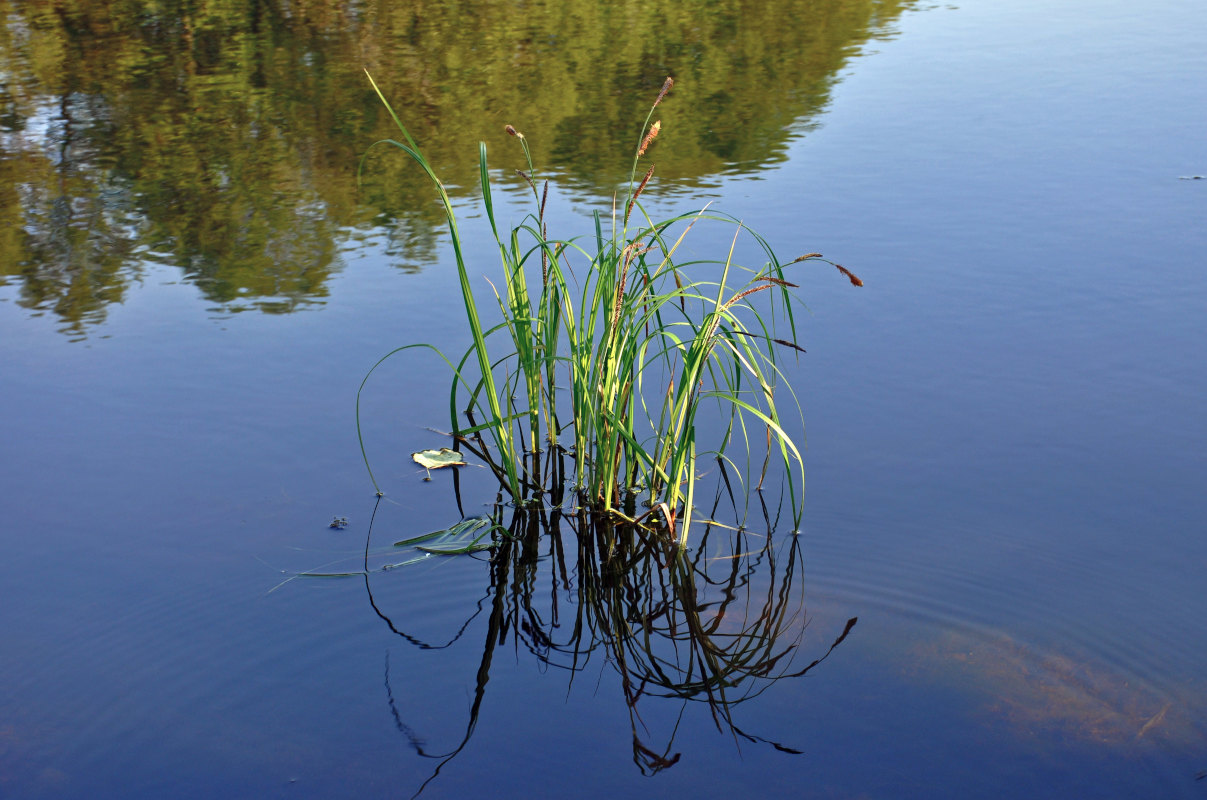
2, 0, 1205, 797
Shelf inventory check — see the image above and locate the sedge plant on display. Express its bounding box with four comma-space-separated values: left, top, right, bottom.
357, 72, 861, 547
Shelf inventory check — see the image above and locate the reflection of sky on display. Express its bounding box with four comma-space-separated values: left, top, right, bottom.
0, 95, 57, 153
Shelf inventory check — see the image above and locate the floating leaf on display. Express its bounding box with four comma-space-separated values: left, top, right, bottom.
392, 529, 454, 547
395, 516, 493, 548
411, 448, 467, 470
416, 542, 495, 555
392, 516, 500, 558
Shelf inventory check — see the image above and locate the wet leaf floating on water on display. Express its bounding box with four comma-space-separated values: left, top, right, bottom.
415, 542, 494, 554
393, 516, 497, 555
412, 448, 467, 479
276, 515, 499, 589
411, 448, 466, 469
411, 448, 465, 468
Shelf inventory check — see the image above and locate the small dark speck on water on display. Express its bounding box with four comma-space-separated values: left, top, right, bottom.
329, 516, 349, 530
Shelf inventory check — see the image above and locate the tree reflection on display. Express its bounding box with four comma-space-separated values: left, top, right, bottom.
365, 494, 856, 795
0, 0, 913, 334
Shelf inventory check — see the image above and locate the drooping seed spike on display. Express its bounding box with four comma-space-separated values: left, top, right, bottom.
834, 264, 864, 287
504, 124, 524, 139
773, 338, 807, 354
790, 253, 823, 263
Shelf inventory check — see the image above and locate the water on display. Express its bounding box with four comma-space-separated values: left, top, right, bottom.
2, 0, 1206, 797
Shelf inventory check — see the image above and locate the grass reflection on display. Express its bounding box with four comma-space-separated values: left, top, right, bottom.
363, 493, 856, 795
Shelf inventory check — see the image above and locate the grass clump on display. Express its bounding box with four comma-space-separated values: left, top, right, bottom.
357, 72, 860, 547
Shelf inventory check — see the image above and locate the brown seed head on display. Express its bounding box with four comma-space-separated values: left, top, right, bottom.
773, 338, 807, 354
722, 284, 771, 310
626, 164, 656, 224
834, 264, 864, 287
504, 124, 524, 139
654, 76, 674, 108
755, 276, 799, 288
638, 120, 661, 158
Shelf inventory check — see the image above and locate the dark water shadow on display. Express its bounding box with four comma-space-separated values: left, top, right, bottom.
361, 494, 857, 797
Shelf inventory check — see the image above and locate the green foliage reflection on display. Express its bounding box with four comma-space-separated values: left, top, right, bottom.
0, 0, 911, 334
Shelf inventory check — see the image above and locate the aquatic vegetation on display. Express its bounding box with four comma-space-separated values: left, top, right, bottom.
908, 631, 1197, 748
357, 72, 860, 547
306, 74, 862, 794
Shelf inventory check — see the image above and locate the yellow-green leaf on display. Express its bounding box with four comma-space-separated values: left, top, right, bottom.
411, 448, 467, 469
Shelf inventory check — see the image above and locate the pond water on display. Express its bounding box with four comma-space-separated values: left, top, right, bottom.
2, 0, 1206, 797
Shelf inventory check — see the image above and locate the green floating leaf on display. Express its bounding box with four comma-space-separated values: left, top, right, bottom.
394, 516, 495, 550
392, 529, 452, 547
416, 542, 495, 555
411, 448, 467, 469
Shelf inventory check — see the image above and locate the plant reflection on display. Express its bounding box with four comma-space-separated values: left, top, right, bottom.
363, 495, 856, 795
0, 0, 913, 334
